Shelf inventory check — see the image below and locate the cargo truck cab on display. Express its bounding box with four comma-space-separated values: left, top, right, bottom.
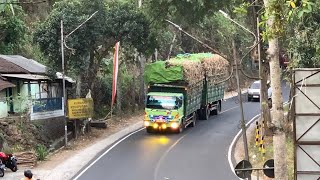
144, 92, 195, 133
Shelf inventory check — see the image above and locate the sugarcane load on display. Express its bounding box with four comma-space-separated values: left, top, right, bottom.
143, 53, 230, 133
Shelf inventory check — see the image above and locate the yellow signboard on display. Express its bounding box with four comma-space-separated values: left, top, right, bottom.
67, 98, 94, 119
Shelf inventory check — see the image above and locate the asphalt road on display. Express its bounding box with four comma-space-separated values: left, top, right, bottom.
74, 83, 290, 180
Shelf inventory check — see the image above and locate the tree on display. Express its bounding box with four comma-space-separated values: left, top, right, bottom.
262, 0, 288, 179
0, 3, 27, 54
34, 0, 152, 94
286, 1, 319, 68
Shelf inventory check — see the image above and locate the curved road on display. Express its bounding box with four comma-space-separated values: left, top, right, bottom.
74, 84, 289, 180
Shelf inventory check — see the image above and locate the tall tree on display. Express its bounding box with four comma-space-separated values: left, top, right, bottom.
34, 0, 151, 93
262, 0, 287, 179
0, 3, 27, 54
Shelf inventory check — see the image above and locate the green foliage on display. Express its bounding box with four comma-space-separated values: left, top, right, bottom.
0, 4, 27, 54
34, 0, 152, 74
286, 0, 320, 68
35, 144, 48, 161
286, 0, 315, 20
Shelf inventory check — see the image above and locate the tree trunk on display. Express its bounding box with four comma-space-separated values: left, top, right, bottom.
269, 38, 288, 180
167, 34, 176, 60
261, 61, 271, 134
138, 55, 146, 106
116, 70, 122, 117
75, 74, 82, 98
263, 0, 288, 178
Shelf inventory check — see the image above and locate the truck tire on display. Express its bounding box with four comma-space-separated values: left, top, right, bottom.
175, 121, 184, 133
212, 101, 221, 115
189, 113, 196, 127
201, 106, 210, 120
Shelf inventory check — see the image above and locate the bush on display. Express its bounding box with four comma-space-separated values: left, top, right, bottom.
35, 144, 48, 161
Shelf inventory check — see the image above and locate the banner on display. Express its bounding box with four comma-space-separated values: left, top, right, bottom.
111, 42, 120, 107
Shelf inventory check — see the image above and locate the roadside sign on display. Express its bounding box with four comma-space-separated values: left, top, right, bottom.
67, 98, 93, 119
235, 160, 252, 179
263, 159, 275, 178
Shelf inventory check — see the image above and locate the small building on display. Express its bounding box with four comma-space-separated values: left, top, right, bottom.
0, 55, 74, 140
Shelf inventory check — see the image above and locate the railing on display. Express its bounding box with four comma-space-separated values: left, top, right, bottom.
32, 98, 63, 113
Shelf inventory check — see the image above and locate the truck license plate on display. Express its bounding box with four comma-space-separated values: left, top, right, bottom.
253, 96, 259, 98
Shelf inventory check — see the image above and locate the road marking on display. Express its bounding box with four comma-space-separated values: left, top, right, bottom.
227, 113, 260, 178
227, 102, 289, 178
154, 132, 190, 180
73, 127, 146, 180
220, 106, 239, 114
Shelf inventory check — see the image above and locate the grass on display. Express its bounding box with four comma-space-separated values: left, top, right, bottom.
248, 125, 294, 179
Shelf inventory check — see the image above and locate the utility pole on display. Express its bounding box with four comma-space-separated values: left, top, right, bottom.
233, 39, 251, 180
61, 20, 68, 147
60, 11, 98, 147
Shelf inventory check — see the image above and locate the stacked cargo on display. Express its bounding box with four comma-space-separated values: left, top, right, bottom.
144, 53, 229, 85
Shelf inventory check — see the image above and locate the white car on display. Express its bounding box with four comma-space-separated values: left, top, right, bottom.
247, 81, 272, 103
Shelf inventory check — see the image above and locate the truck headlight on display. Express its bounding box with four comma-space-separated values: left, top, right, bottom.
144, 121, 150, 127
171, 122, 179, 129
153, 123, 159, 129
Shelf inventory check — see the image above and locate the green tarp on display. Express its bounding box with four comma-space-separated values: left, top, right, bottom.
144, 61, 184, 84
144, 53, 214, 84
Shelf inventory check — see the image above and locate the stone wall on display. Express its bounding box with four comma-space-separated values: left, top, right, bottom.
33, 116, 65, 141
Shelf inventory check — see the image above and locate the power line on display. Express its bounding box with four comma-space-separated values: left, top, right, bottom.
0, 0, 46, 4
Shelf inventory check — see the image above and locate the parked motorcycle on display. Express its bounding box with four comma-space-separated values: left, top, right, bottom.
0, 160, 4, 177
0, 152, 17, 172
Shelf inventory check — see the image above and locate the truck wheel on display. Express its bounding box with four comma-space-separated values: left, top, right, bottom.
175, 121, 184, 133
189, 113, 196, 127
212, 101, 221, 115
146, 127, 154, 134
203, 106, 210, 120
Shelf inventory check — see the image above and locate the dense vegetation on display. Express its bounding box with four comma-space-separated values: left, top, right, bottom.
1, 0, 319, 118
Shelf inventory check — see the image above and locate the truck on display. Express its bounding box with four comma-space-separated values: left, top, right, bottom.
144, 53, 228, 133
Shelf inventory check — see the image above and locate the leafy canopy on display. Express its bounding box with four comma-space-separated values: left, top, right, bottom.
34, 0, 152, 74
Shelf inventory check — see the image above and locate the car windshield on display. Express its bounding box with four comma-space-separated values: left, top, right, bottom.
146, 95, 182, 110
250, 83, 260, 89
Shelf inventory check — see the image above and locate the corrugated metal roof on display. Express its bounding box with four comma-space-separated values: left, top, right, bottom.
2, 73, 75, 83
0, 55, 46, 74
0, 57, 29, 73
0, 77, 15, 91
1, 74, 49, 80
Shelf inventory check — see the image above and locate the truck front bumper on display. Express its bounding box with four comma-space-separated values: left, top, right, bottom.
144, 121, 179, 130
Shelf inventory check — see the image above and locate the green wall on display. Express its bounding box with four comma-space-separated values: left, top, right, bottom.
0, 90, 7, 118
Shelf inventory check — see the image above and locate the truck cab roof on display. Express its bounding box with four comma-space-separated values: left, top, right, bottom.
147, 92, 183, 96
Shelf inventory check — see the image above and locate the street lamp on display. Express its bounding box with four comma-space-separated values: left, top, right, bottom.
218, 10, 259, 179
60, 11, 98, 147
219, 10, 263, 117
219, 10, 257, 46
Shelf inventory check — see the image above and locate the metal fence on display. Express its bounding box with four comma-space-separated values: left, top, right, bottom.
32, 97, 63, 112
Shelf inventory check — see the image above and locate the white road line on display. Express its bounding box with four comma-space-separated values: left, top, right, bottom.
153, 133, 190, 180
73, 92, 249, 179
227, 102, 289, 178
227, 113, 261, 177
73, 127, 146, 180
220, 106, 239, 114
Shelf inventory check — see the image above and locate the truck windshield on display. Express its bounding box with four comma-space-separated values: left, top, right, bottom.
146, 95, 182, 110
